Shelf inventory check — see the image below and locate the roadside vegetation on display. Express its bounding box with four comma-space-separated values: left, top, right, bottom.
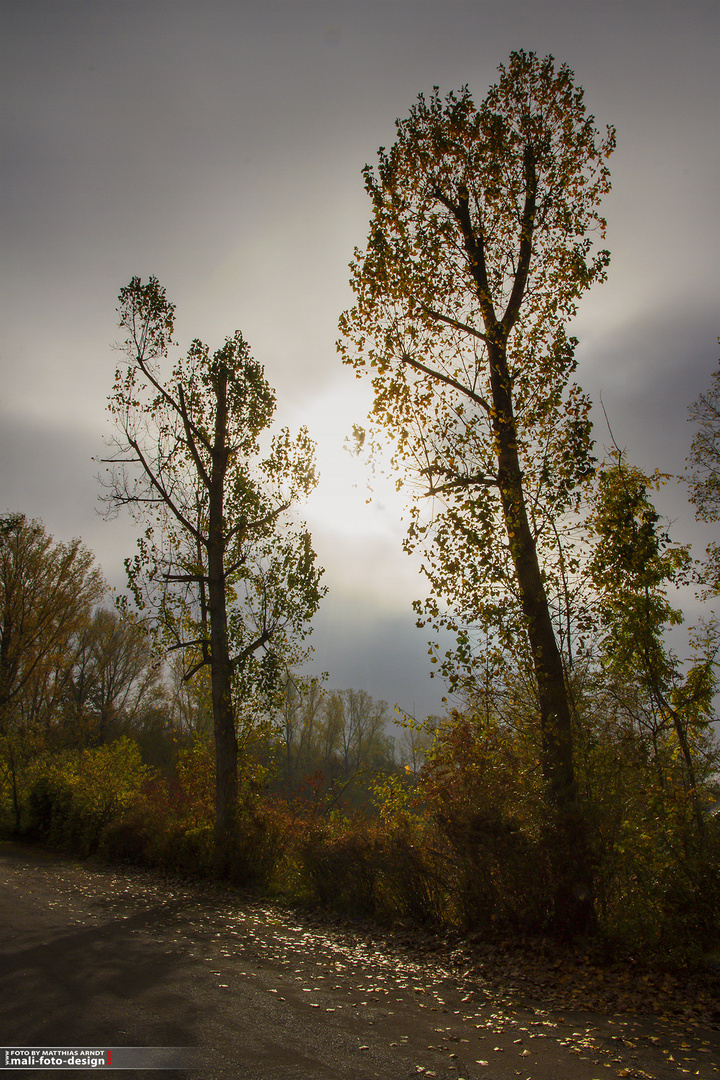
0, 523, 717, 969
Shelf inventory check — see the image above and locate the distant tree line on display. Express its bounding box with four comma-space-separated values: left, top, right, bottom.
0, 512, 412, 829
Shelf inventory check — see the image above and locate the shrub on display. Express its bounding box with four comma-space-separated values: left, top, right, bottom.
27, 738, 150, 856
419, 714, 552, 931
575, 712, 720, 957
297, 815, 382, 916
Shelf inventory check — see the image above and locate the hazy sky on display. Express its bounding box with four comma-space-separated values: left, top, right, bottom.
1, 0, 718, 717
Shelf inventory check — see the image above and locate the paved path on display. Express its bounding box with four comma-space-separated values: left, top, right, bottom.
0, 841, 717, 1079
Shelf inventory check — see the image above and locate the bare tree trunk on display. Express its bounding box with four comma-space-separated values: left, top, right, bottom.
489, 339, 595, 937
207, 365, 238, 876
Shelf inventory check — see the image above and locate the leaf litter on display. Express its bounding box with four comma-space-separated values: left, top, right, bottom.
5, 848, 719, 1079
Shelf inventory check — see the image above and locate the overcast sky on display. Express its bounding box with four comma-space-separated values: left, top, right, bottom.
1, 0, 718, 717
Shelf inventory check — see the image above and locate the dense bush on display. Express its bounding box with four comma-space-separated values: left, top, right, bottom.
27, 738, 150, 856
289, 815, 441, 925
578, 720, 720, 957
13, 708, 718, 963
98, 736, 285, 887
416, 714, 553, 932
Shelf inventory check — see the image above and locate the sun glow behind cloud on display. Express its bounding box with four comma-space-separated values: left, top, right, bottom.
286, 380, 402, 542
280, 377, 429, 614
2, 0, 717, 718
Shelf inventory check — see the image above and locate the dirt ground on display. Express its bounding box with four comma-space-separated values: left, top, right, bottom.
0, 840, 717, 1079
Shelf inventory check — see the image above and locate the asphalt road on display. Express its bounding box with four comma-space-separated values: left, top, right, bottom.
0, 841, 717, 1079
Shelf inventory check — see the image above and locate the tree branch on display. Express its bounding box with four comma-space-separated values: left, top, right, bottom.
123, 434, 205, 545
400, 350, 491, 413
132, 345, 212, 458
237, 501, 293, 538
166, 638, 207, 653
178, 384, 211, 491
434, 184, 498, 330
502, 144, 537, 331
418, 302, 489, 343
422, 470, 499, 496
225, 555, 249, 577
231, 627, 274, 670
183, 656, 210, 681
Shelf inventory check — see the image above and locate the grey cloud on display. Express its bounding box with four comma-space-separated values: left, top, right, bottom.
1, 0, 718, 713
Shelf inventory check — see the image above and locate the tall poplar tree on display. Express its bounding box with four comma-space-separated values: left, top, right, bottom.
104, 278, 325, 872
339, 51, 615, 932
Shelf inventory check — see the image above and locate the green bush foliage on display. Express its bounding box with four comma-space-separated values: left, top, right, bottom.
289, 813, 439, 924
576, 706, 720, 957
417, 713, 553, 932
276, 709, 719, 954
27, 738, 150, 856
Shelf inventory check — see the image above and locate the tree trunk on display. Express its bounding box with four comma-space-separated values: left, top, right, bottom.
489, 339, 596, 937
207, 365, 238, 877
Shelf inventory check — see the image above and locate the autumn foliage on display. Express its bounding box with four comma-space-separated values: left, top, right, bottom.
4, 687, 716, 965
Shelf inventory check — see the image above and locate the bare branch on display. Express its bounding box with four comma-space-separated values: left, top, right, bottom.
400, 349, 492, 414
123, 433, 205, 545
419, 302, 489, 344
502, 145, 538, 331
